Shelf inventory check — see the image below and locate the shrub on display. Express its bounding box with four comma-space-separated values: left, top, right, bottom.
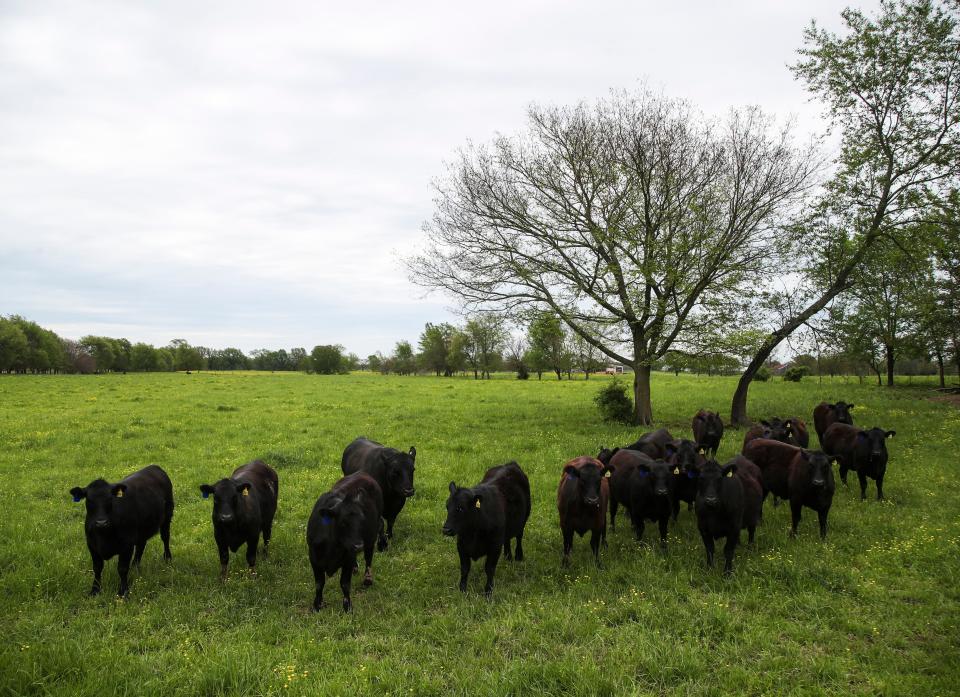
783, 365, 811, 382
594, 379, 633, 423
754, 366, 771, 382
516, 364, 530, 380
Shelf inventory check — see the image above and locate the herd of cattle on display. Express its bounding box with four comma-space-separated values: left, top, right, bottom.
68, 401, 895, 611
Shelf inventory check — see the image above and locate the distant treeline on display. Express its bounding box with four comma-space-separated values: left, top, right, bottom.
0, 316, 358, 375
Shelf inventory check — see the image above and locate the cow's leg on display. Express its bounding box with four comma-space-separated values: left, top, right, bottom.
631, 514, 645, 543
160, 514, 172, 561
89, 546, 104, 596
503, 537, 513, 562
377, 518, 388, 551
701, 531, 715, 568
723, 532, 739, 575
340, 562, 354, 612
818, 507, 829, 540
386, 516, 396, 539
483, 546, 501, 598
857, 472, 868, 501
876, 475, 884, 501
133, 540, 147, 570
671, 500, 679, 523
789, 500, 802, 538
262, 519, 272, 558
310, 560, 325, 611
609, 499, 618, 531
590, 529, 602, 568
561, 528, 574, 566
246, 534, 259, 576
658, 516, 669, 552
839, 462, 849, 487
514, 532, 524, 562
117, 547, 133, 598
363, 540, 374, 587
458, 549, 471, 592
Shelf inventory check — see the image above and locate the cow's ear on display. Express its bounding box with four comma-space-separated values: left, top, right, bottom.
449, 481, 457, 496
563, 464, 579, 479
722, 464, 737, 478
885, 430, 896, 438
70, 487, 86, 502
408, 446, 416, 460
603, 464, 615, 477
472, 494, 482, 509
610, 448, 619, 458
697, 447, 706, 456
848, 403, 855, 410
111, 484, 128, 498
200, 484, 214, 499
236, 482, 252, 497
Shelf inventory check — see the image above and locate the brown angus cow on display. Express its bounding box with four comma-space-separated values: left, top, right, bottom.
692, 410, 724, 458
822, 423, 894, 500
813, 401, 855, 444
557, 456, 613, 567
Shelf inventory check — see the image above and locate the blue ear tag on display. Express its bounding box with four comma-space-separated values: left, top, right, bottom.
687, 471, 696, 479
202, 491, 209, 499
72, 495, 82, 503
321, 515, 332, 525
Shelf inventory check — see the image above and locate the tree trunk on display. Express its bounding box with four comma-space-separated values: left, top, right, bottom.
885, 345, 895, 387
874, 367, 882, 386
731, 341, 777, 426
936, 350, 945, 388
473, 369, 478, 380
555, 368, 562, 380
633, 365, 653, 425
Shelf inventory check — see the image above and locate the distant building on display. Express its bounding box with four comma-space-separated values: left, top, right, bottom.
604, 363, 627, 375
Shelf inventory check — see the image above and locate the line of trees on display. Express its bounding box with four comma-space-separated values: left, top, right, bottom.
0, 317, 360, 375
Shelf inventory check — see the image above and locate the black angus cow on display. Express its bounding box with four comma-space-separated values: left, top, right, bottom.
760, 417, 810, 448
822, 423, 895, 500
742, 438, 836, 538
606, 448, 654, 531
813, 401, 855, 444
666, 439, 704, 521
341, 437, 416, 547
306, 472, 384, 612
70, 464, 174, 597
597, 427, 675, 468
200, 459, 278, 580
626, 458, 677, 551
557, 456, 613, 566
694, 456, 762, 574
692, 410, 724, 458
442, 462, 531, 597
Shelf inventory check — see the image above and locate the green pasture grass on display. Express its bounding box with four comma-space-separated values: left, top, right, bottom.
0, 371, 957, 696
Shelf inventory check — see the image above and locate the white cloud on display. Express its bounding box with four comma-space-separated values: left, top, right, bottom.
0, 0, 878, 354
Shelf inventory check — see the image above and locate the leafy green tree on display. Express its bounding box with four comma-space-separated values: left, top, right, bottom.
392, 341, 416, 375
130, 343, 159, 372
367, 353, 382, 372
731, 0, 960, 423
419, 322, 459, 376
463, 314, 506, 379
310, 345, 347, 374
0, 318, 29, 372
80, 336, 115, 373
527, 313, 567, 380
169, 339, 204, 371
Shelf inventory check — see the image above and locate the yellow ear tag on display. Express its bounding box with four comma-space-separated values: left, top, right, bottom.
726, 470, 734, 478
115, 489, 124, 498
698, 449, 706, 456
673, 467, 680, 475
242, 488, 249, 496
474, 499, 481, 509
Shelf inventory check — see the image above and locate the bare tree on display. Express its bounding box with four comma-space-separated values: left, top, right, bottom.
408, 89, 817, 423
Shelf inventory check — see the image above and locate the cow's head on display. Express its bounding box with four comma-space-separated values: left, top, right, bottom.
665, 439, 702, 475
442, 482, 481, 536
383, 447, 416, 498
695, 459, 735, 509
831, 401, 855, 425
858, 428, 895, 465
70, 479, 127, 531
314, 491, 367, 553
596, 446, 619, 466
635, 459, 675, 500
200, 478, 252, 525
760, 418, 792, 444
563, 461, 613, 509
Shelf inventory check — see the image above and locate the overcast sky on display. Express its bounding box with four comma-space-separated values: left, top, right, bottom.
0, 0, 880, 356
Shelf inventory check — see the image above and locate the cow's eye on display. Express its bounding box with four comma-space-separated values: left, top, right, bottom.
456, 506, 463, 513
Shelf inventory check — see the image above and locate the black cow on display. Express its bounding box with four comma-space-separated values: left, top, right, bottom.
761, 417, 809, 448
70, 464, 174, 597
626, 458, 677, 550
341, 437, 416, 547
742, 423, 773, 451
813, 401, 855, 444
442, 461, 531, 597
624, 428, 675, 459
200, 459, 278, 580
693, 456, 762, 574
557, 456, 613, 566
306, 472, 384, 612
692, 410, 724, 458
822, 423, 895, 500
742, 438, 836, 537
606, 448, 654, 530
666, 439, 704, 521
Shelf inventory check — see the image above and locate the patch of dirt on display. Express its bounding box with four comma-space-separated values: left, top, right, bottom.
929, 394, 960, 408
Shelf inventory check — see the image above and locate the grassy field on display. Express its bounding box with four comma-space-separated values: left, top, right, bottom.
1, 371, 958, 696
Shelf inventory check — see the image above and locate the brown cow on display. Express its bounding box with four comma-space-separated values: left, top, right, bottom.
822, 423, 894, 500
692, 410, 724, 458
813, 401, 855, 444
557, 456, 613, 567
